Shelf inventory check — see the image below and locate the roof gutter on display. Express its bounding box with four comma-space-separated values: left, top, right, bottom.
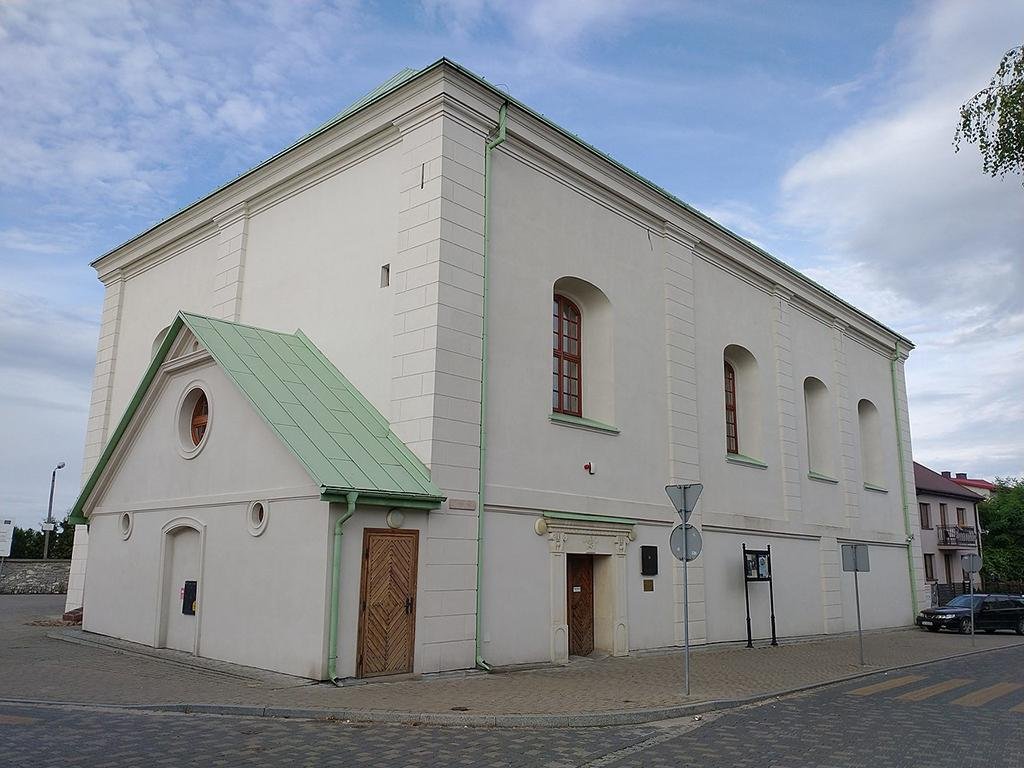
474, 101, 508, 672
890, 346, 919, 615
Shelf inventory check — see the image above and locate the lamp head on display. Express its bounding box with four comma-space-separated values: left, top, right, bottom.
55, 461, 66, 470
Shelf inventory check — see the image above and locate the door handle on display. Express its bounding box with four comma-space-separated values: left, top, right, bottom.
405, 596, 413, 615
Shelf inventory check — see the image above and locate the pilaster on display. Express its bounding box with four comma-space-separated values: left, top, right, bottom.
212, 203, 249, 321
771, 287, 803, 522
664, 232, 705, 644
892, 349, 928, 610
818, 535, 843, 633
832, 322, 860, 525
391, 109, 487, 673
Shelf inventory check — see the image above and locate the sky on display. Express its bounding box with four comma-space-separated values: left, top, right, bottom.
1, 0, 1022, 529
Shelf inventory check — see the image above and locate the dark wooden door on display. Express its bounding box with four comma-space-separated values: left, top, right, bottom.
567, 554, 595, 656
356, 529, 419, 678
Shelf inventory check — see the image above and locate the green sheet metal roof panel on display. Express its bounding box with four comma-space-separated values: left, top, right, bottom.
178, 312, 444, 501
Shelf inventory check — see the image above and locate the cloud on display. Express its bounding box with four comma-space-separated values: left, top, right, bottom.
777, 0, 1024, 479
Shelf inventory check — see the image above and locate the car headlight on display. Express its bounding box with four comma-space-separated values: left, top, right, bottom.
935, 614, 955, 619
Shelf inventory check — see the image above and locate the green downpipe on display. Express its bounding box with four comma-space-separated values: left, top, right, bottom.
890, 348, 919, 615
328, 491, 358, 684
475, 102, 508, 671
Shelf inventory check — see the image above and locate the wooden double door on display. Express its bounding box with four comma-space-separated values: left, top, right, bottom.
567, 554, 595, 657
356, 529, 419, 678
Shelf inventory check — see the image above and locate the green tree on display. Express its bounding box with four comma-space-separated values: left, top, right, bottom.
978, 477, 1024, 582
954, 45, 1024, 185
8, 518, 76, 559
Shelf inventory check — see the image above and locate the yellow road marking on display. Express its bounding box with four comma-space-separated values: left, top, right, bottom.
0, 715, 39, 725
897, 678, 973, 701
1010, 701, 1024, 713
952, 682, 1024, 707
847, 675, 926, 696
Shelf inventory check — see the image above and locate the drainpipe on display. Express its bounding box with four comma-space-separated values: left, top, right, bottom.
328, 491, 358, 684
890, 346, 919, 615
474, 101, 508, 672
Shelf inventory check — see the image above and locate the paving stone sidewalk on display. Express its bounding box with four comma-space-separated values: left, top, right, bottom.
4, 595, 1023, 724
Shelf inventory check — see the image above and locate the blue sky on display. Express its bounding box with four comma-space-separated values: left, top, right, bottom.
1, 0, 1022, 528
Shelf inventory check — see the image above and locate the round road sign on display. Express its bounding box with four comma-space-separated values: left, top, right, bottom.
961, 553, 982, 574
670, 523, 703, 562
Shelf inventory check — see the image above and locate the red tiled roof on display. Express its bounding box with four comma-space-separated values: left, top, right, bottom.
953, 477, 997, 491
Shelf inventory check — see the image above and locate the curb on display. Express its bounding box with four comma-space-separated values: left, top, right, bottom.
5, 639, 1022, 728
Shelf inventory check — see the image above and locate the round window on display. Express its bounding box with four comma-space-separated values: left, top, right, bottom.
190, 392, 209, 446
247, 501, 269, 537
119, 511, 133, 540
176, 385, 212, 459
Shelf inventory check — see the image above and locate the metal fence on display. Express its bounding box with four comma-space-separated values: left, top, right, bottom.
932, 580, 1024, 606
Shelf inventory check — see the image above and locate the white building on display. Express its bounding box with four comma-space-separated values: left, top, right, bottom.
67, 59, 925, 680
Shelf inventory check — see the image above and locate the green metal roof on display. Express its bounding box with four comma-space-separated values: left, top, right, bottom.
70, 312, 444, 523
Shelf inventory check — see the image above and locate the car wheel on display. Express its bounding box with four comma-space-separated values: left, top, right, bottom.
958, 618, 972, 634
1016, 618, 1024, 636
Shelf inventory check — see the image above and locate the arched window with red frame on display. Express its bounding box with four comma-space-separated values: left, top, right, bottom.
724, 361, 739, 454
552, 294, 582, 416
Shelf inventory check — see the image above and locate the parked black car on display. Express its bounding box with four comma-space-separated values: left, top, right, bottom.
916, 594, 1024, 635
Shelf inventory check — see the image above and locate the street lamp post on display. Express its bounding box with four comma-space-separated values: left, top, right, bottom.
43, 462, 66, 560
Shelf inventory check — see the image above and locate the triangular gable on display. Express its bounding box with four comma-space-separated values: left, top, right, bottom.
70, 312, 444, 524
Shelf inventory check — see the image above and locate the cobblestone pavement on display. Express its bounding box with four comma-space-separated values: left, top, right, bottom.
5, 595, 1024, 719
3, 646, 1023, 767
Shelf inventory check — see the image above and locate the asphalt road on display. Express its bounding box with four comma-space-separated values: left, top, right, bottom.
3, 644, 1023, 767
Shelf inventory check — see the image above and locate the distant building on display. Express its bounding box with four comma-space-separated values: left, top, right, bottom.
914, 463, 983, 595
943, 471, 997, 500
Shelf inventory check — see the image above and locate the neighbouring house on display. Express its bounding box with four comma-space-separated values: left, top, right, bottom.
914, 462, 984, 599
67, 59, 925, 680
945, 471, 997, 500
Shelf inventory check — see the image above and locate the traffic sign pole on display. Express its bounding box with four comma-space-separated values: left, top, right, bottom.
682, 524, 690, 696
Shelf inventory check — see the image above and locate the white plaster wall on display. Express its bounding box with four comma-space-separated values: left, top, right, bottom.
478, 511, 553, 666
693, 259, 784, 523
240, 144, 402, 416
702, 531, 824, 643
82, 359, 331, 678
626, 525, 680, 651
484, 150, 672, 516
109, 236, 219, 419
838, 544, 913, 630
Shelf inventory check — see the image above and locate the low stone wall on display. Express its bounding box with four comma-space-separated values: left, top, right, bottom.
0, 559, 70, 594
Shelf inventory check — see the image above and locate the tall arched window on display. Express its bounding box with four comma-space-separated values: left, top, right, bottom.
552, 294, 582, 416
803, 376, 835, 477
857, 399, 884, 487
724, 361, 739, 454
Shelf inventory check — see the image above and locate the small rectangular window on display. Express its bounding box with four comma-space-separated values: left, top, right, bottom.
923, 553, 935, 581
380, 264, 390, 288
956, 507, 967, 526
939, 503, 948, 526
919, 502, 931, 530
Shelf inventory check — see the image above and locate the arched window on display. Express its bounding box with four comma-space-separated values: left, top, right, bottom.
803, 377, 835, 476
190, 392, 209, 446
724, 361, 739, 454
723, 345, 761, 460
857, 399, 884, 487
152, 325, 171, 358
552, 294, 582, 416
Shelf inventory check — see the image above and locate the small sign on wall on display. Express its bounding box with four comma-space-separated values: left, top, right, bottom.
0, 519, 13, 558
642, 578, 655, 592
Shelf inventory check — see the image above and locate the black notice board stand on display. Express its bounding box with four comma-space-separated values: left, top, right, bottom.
742, 543, 778, 648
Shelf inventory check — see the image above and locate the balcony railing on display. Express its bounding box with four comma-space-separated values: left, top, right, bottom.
936, 525, 978, 548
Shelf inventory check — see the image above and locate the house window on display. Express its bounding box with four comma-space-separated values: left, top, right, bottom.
924, 553, 935, 581
724, 362, 739, 454
939, 503, 948, 527
919, 502, 931, 530
552, 294, 582, 417
956, 507, 967, 526
190, 392, 209, 446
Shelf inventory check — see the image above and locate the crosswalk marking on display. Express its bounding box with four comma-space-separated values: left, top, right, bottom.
896, 678, 973, 701
951, 682, 1024, 707
1010, 701, 1024, 713
847, 675, 926, 696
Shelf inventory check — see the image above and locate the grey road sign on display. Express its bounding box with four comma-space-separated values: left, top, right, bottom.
841, 544, 870, 573
665, 484, 703, 522
670, 524, 703, 562
962, 553, 982, 574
